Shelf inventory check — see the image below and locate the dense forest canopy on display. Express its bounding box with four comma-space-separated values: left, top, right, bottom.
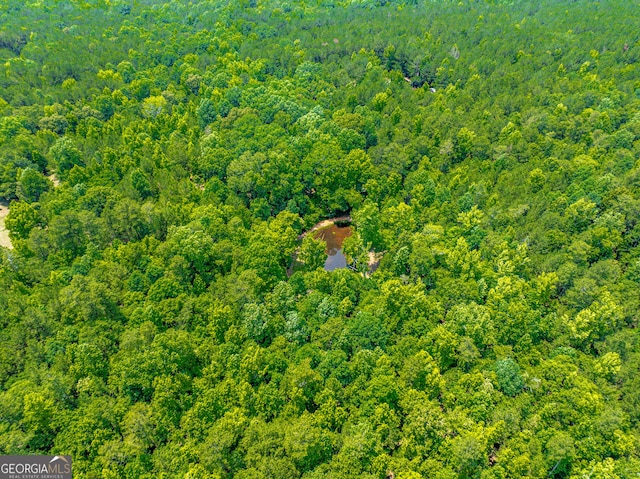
1, 0, 640, 477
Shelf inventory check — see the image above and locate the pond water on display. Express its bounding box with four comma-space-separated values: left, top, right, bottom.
314, 223, 352, 271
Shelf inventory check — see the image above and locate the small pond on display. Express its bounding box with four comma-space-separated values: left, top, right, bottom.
314, 223, 352, 271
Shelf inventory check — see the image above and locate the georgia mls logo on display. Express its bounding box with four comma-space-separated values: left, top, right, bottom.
0, 455, 72, 479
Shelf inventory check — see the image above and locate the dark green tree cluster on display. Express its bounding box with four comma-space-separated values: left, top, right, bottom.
1, 0, 640, 478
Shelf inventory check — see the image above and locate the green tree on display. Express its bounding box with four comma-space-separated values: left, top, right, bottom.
353, 201, 384, 251
49, 137, 83, 178
16, 167, 51, 203
141, 95, 168, 118
130, 168, 154, 200
452, 127, 477, 163
299, 235, 327, 271
495, 358, 524, 396
342, 232, 371, 274
5, 200, 42, 242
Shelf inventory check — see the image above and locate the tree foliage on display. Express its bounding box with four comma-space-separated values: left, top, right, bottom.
0, 0, 639, 477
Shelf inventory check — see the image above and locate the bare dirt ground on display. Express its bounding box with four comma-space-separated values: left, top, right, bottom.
368, 251, 383, 268
0, 201, 12, 249
48, 173, 60, 186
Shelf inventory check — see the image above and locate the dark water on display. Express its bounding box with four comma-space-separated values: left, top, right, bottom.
314, 224, 352, 271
